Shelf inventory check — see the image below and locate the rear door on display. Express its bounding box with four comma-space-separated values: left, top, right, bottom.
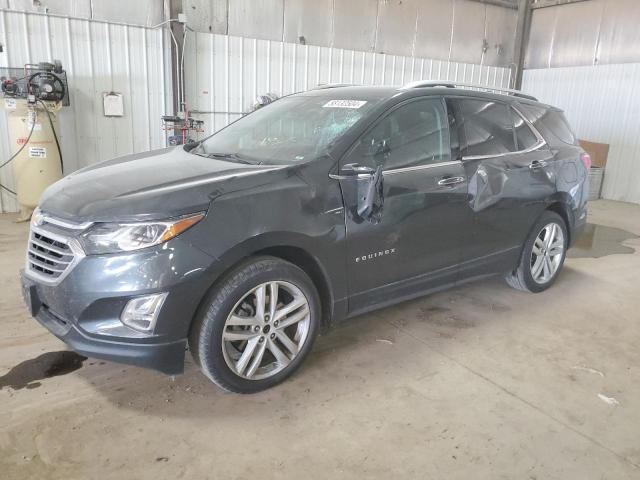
338, 96, 471, 313
452, 97, 555, 276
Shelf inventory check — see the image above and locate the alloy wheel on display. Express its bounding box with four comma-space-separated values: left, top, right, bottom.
530, 222, 565, 284
221, 281, 311, 380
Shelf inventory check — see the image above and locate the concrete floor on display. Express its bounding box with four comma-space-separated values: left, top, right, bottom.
1, 199, 639, 479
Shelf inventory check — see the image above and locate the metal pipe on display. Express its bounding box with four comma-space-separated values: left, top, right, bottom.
190, 110, 246, 115
0, 8, 162, 29
513, 0, 533, 89
150, 18, 179, 29
180, 26, 186, 110
467, 0, 518, 9
531, 0, 591, 8
150, 12, 183, 111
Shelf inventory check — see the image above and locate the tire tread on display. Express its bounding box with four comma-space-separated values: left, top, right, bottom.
188, 256, 318, 393
505, 211, 567, 294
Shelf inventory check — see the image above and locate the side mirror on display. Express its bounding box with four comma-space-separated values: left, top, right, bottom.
338, 163, 377, 178
332, 164, 384, 224
357, 166, 383, 221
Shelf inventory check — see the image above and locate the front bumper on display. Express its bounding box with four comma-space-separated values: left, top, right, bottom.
20, 236, 219, 375
22, 276, 186, 374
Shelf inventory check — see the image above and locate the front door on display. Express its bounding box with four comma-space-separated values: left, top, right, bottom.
337, 97, 472, 314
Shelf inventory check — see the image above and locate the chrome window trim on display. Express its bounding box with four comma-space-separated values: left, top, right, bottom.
24, 225, 86, 286
453, 99, 548, 162
329, 160, 462, 180
329, 172, 372, 180
383, 160, 462, 176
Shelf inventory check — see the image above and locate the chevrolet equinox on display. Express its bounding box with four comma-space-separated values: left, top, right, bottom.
21, 82, 589, 393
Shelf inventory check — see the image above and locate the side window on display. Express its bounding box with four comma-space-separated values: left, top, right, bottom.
542, 110, 576, 145
511, 107, 538, 150
519, 104, 577, 146
346, 98, 450, 170
458, 99, 516, 156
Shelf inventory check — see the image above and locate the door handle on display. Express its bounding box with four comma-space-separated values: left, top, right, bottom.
437, 176, 465, 187
529, 160, 548, 169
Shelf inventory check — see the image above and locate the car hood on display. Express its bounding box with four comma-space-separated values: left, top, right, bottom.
40, 146, 288, 223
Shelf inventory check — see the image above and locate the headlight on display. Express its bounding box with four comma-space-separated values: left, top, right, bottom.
79, 212, 205, 255
31, 206, 44, 227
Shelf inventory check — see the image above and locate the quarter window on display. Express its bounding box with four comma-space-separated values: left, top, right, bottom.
346, 98, 450, 170
519, 104, 577, 145
458, 99, 516, 156
511, 107, 538, 150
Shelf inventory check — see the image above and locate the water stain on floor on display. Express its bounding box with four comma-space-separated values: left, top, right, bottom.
568, 223, 638, 259
418, 306, 475, 329
0, 351, 87, 391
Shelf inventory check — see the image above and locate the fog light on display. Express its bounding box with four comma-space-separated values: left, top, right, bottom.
121, 293, 168, 332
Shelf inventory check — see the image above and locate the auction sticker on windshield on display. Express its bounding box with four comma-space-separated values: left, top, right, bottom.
323, 100, 367, 109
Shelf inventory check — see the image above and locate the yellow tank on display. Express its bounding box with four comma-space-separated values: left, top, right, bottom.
2, 99, 62, 221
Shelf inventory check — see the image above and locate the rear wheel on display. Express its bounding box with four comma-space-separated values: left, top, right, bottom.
189, 256, 320, 393
505, 211, 568, 293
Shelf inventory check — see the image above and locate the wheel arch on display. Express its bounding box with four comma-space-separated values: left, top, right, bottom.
545, 195, 575, 246
510, 196, 574, 275
254, 245, 334, 331
191, 233, 340, 336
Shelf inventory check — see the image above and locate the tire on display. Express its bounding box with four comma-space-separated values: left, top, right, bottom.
505, 211, 568, 293
189, 256, 320, 393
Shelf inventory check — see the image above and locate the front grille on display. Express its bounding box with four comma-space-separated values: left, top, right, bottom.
27, 230, 75, 280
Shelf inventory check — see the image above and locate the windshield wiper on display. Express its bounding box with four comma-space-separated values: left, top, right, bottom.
194, 152, 254, 164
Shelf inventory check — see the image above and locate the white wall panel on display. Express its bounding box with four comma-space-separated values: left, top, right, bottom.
5, 0, 164, 27
184, 30, 512, 138
523, 64, 640, 205
526, 0, 640, 69
185, 0, 519, 68
0, 10, 171, 212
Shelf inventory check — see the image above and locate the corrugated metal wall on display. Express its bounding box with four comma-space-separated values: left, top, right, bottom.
184, 31, 513, 135
0, 10, 172, 212
0, 0, 165, 27
0, 7, 513, 213
523, 64, 640, 205
184, 0, 519, 68
526, 0, 640, 69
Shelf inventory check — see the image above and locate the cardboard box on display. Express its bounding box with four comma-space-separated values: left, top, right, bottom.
579, 139, 609, 168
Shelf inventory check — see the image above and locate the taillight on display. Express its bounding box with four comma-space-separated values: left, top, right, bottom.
580, 152, 591, 170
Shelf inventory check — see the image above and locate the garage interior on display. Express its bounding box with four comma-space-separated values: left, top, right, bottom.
1, 0, 640, 478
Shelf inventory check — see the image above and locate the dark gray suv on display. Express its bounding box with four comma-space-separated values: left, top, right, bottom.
21, 82, 589, 393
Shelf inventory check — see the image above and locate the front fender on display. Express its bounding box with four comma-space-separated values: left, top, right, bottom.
181, 168, 348, 326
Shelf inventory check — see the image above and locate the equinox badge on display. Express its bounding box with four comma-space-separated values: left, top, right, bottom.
355, 248, 396, 263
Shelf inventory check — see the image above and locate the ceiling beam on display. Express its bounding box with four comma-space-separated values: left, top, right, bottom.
531, 0, 592, 9
467, 0, 519, 9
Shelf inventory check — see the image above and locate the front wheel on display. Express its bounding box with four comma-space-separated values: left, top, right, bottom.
189, 256, 320, 393
505, 211, 568, 293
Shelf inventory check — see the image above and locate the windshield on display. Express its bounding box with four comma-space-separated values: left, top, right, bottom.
193, 95, 379, 164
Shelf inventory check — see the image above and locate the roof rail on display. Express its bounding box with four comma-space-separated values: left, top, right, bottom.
313, 83, 357, 90
400, 80, 538, 102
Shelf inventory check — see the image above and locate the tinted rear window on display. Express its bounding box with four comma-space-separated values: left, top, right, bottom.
519, 104, 577, 145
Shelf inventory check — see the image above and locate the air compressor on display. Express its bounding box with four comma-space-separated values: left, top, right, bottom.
0, 61, 68, 221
